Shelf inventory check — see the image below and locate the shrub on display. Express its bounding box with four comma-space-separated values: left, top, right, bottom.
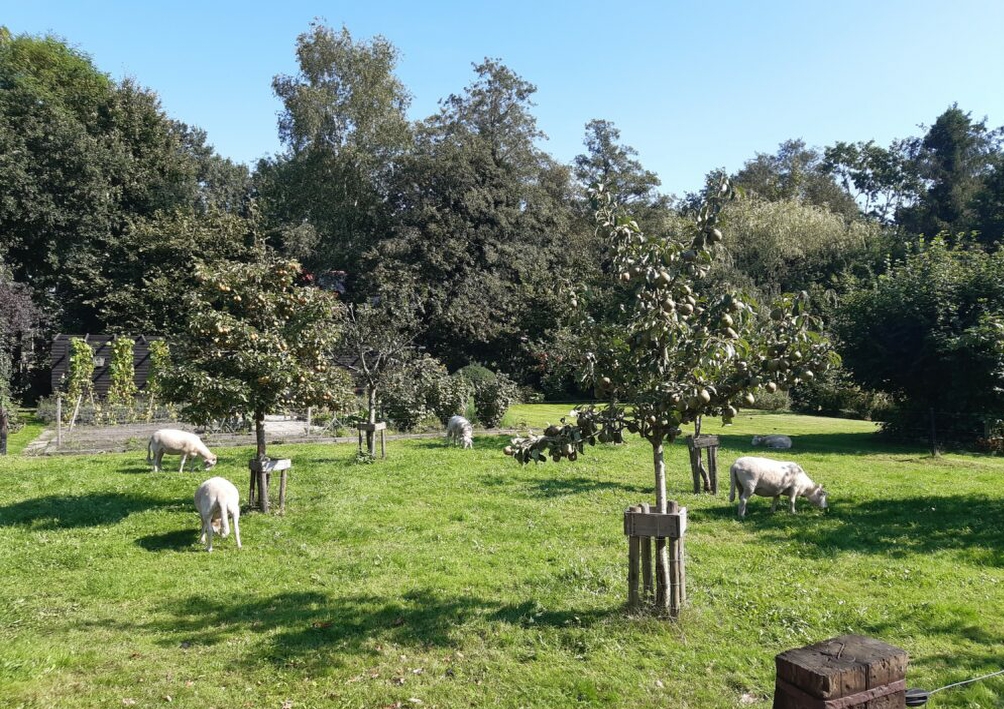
382, 355, 448, 431
748, 387, 790, 411
429, 375, 473, 425
473, 372, 518, 427
454, 364, 496, 389
789, 365, 895, 421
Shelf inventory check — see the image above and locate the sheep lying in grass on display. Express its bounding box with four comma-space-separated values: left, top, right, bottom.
751, 434, 792, 449
148, 429, 217, 472
194, 477, 242, 552
729, 456, 828, 519
446, 415, 474, 449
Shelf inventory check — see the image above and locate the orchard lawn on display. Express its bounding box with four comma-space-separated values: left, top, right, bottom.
1, 406, 1002, 708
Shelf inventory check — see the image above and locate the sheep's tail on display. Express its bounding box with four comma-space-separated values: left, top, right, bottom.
728, 464, 736, 503
146, 437, 153, 464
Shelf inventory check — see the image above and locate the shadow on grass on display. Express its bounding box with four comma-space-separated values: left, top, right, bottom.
0, 492, 171, 529
136, 528, 198, 551
479, 470, 647, 499
748, 493, 1004, 565
699, 431, 913, 457
79, 588, 611, 672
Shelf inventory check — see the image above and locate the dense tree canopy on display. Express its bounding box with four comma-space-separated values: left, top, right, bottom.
835, 238, 1004, 423
0, 29, 247, 333
374, 59, 579, 371
5, 20, 1004, 449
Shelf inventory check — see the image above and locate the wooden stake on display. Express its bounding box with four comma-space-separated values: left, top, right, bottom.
258, 470, 269, 513
668, 500, 681, 616
640, 502, 653, 600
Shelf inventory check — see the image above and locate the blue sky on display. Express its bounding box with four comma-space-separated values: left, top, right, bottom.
6, 0, 1004, 197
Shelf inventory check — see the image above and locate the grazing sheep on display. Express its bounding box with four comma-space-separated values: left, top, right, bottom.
147, 429, 217, 472
446, 415, 474, 449
751, 434, 792, 449
194, 477, 241, 552
729, 456, 827, 519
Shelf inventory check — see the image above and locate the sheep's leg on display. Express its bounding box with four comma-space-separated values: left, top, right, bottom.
205, 514, 214, 552
199, 516, 208, 545
771, 495, 780, 513
219, 503, 230, 538
738, 494, 748, 519
789, 494, 798, 514
179, 454, 188, 473
154, 451, 163, 472
232, 509, 242, 549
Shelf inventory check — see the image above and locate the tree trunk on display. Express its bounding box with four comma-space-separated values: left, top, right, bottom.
652, 432, 667, 513
255, 408, 267, 458
650, 432, 671, 611
367, 386, 377, 457
0, 405, 8, 456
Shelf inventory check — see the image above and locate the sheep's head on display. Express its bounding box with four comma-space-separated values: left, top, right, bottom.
751, 436, 762, 446
807, 484, 828, 509
462, 434, 474, 450
204, 455, 218, 470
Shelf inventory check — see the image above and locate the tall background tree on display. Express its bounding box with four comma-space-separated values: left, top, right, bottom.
0, 28, 249, 334
259, 23, 413, 284
376, 59, 578, 373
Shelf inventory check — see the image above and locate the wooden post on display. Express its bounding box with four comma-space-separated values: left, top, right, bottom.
56, 395, 63, 447
306, 406, 312, 435
687, 435, 720, 494
258, 469, 270, 513
627, 505, 641, 608
249, 458, 291, 513
357, 422, 387, 459
640, 502, 653, 600
624, 502, 687, 618
773, 635, 908, 708
667, 500, 681, 616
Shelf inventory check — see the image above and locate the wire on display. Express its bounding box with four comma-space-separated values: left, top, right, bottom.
928, 667, 1004, 695
906, 668, 1004, 706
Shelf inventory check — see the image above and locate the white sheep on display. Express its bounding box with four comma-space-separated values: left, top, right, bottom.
194, 477, 242, 552
147, 429, 217, 472
729, 456, 828, 519
751, 434, 793, 449
446, 415, 474, 449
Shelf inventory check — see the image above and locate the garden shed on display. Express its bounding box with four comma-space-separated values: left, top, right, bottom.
50, 334, 162, 398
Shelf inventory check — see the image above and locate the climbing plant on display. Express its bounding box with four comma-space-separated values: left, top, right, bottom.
105, 337, 137, 420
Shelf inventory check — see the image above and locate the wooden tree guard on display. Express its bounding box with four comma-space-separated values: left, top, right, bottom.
774, 635, 908, 709
687, 434, 720, 494
248, 457, 292, 514
357, 421, 387, 458
624, 501, 687, 617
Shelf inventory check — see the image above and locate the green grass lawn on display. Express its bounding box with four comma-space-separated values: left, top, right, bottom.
1, 406, 1003, 708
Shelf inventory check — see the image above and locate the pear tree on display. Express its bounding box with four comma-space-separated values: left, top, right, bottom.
508, 179, 834, 503
163, 248, 354, 460
506, 179, 834, 611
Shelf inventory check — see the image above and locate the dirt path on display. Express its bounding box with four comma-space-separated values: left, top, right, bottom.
23, 418, 519, 456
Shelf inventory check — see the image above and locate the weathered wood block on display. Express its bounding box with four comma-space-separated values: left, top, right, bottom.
356, 422, 387, 432
248, 458, 292, 473
623, 506, 687, 539
686, 434, 720, 449
773, 635, 907, 709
